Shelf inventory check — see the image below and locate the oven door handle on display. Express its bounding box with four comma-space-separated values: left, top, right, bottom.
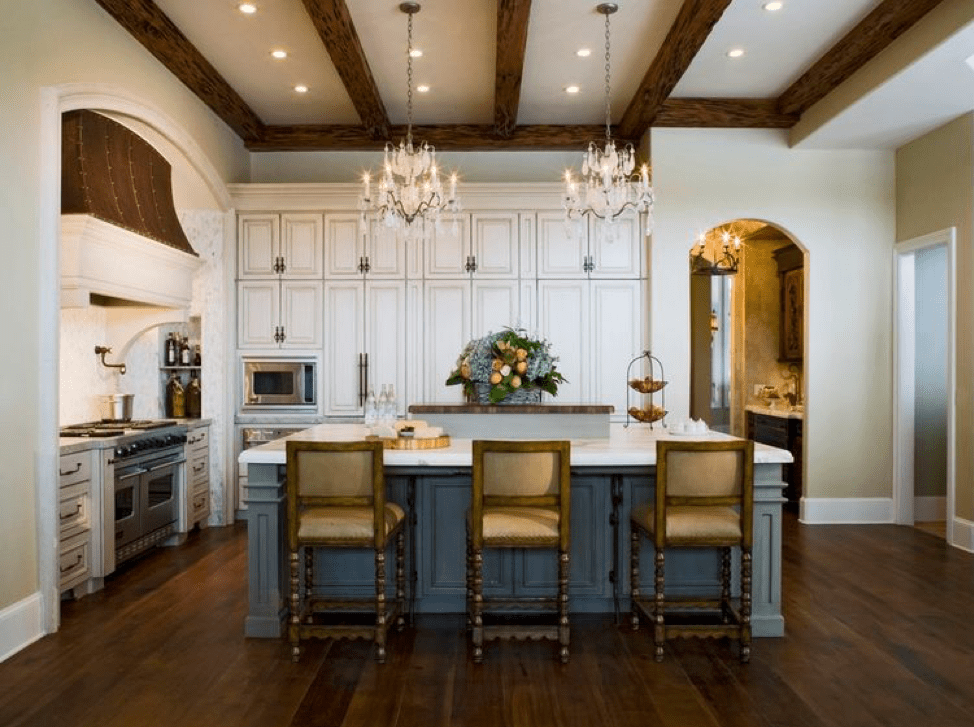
116, 468, 146, 482
144, 457, 187, 474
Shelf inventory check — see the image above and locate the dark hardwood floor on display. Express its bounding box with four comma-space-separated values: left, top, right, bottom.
2, 514, 973, 727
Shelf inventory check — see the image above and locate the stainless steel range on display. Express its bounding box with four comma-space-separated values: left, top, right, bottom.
61, 420, 187, 564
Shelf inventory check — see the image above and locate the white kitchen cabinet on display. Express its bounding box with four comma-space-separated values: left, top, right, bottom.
425, 212, 521, 279
185, 425, 211, 529
471, 279, 521, 339
538, 212, 587, 278
58, 449, 94, 595
323, 280, 406, 416
237, 280, 322, 349
424, 280, 472, 403
324, 213, 407, 279
424, 214, 471, 278
538, 280, 590, 404
238, 213, 322, 279
537, 211, 642, 279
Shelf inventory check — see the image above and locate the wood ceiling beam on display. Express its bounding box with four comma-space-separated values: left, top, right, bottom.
777, 0, 946, 117
249, 124, 632, 152
617, 0, 733, 140
494, 0, 533, 138
300, 0, 390, 139
654, 99, 798, 128
93, 0, 264, 142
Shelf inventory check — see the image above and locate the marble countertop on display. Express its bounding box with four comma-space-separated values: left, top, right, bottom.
745, 404, 804, 420
239, 422, 793, 467
409, 403, 614, 414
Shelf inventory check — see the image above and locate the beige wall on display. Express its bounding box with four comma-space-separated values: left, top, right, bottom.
651, 128, 896, 502
896, 112, 974, 521
0, 0, 248, 613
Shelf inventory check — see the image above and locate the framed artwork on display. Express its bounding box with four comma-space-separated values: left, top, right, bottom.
779, 267, 803, 362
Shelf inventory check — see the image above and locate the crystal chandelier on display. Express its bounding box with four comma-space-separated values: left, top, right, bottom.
563, 4, 653, 229
360, 2, 460, 237
691, 229, 741, 276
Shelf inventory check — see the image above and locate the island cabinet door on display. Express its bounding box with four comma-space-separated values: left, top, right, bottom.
518, 475, 610, 598
419, 475, 512, 601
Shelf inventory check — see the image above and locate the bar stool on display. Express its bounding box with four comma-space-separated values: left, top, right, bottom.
630, 439, 754, 662
467, 439, 571, 663
285, 439, 406, 663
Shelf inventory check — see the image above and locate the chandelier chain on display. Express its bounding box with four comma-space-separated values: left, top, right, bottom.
406, 11, 414, 145
604, 10, 612, 144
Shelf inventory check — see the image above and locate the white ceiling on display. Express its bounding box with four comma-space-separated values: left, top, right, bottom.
150, 0, 974, 149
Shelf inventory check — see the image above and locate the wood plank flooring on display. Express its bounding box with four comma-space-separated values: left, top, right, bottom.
1, 515, 973, 727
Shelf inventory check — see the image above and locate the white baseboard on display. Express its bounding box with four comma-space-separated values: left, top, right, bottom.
0, 592, 45, 663
949, 516, 974, 553
799, 498, 894, 524
914, 496, 947, 523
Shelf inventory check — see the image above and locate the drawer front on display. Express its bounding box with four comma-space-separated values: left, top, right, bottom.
189, 453, 209, 488
59, 532, 91, 591
187, 428, 209, 451
191, 490, 210, 523
58, 452, 91, 487
58, 482, 91, 540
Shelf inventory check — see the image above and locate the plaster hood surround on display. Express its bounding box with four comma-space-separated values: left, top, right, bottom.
60, 110, 201, 309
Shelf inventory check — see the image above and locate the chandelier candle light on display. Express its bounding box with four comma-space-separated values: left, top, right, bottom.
360, 2, 460, 237
691, 229, 741, 276
563, 3, 653, 230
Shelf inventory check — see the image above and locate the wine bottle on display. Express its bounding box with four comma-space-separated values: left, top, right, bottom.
180, 336, 191, 365
165, 333, 177, 366
186, 371, 202, 419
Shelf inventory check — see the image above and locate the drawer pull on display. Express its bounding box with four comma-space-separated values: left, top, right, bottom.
59, 462, 82, 477
60, 503, 82, 521
194, 495, 206, 508
60, 553, 83, 573
193, 463, 206, 473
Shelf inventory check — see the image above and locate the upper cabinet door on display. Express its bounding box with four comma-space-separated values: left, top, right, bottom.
537, 280, 590, 404
424, 215, 470, 278
589, 213, 642, 278
238, 214, 280, 278
280, 281, 322, 348
424, 280, 471, 403
367, 220, 407, 278
280, 214, 323, 278
472, 279, 520, 339
324, 213, 364, 278
537, 212, 586, 278
471, 213, 519, 278
237, 280, 280, 348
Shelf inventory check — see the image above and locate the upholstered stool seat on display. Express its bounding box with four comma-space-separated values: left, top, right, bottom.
467, 440, 571, 664
630, 439, 754, 663
286, 440, 406, 664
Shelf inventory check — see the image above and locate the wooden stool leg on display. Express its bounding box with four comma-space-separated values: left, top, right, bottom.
396, 529, 406, 631
721, 546, 732, 624
630, 528, 640, 630
559, 550, 570, 664
465, 522, 473, 632
304, 548, 314, 624
289, 550, 301, 662
741, 546, 752, 663
472, 547, 484, 664
653, 549, 665, 662
375, 548, 387, 664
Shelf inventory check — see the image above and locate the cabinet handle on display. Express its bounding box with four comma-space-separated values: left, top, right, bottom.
59, 462, 82, 477
358, 353, 369, 407
60, 553, 83, 573
193, 463, 206, 474
279, 326, 286, 344
60, 503, 82, 521
470, 255, 477, 273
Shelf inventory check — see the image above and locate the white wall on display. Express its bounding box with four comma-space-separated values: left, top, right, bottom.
651, 128, 896, 504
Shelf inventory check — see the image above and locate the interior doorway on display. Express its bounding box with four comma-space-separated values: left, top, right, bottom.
893, 229, 956, 544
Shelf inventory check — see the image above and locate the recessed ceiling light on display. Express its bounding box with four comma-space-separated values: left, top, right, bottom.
294, 85, 308, 94
576, 48, 591, 58
565, 85, 580, 94
410, 48, 423, 58
727, 48, 745, 58
416, 84, 430, 93
238, 3, 257, 14
271, 50, 287, 59
763, 2, 783, 10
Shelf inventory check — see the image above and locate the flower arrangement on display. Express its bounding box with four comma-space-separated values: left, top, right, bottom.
445, 328, 566, 404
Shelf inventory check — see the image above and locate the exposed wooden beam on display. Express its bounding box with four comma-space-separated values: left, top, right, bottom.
249, 125, 630, 152
654, 99, 798, 128
777, 0, 946, 117
300, 0, 390, 139
494, 0, 533, 138
93, 0, 264, 142
617, 0, 733, 140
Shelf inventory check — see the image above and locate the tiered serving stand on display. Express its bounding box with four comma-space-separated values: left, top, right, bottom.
625, 351, 667, 429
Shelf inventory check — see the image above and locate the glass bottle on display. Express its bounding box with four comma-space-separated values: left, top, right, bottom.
180, 336, 191, 365
186, 371, 202, 419
165, 372, 185, 418
377, 385, 389, 426
364, 388, 377, 427
193, 344, 202, 367
165, 332, 177, 366
386, 384, 397, 422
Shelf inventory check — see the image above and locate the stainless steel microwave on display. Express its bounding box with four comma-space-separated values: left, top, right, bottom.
242, 359, 316, 408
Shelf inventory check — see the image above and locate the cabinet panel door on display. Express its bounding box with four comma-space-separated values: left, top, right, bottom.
471, 213, 519, 278
590, 280, 642, 419
367, 281, 407, 415
367, 220, 407, 278
520, 280, 537, 334
520, 214, 536, 278
538, 280, 590, 403
425, 216, 470, 278
238, 214, 279, 278
405, 281, 424, 408
324, 213, 363, 277
280, 281, 322, 348
237, 281, 279, 348
537, 212, 586, 277
589, 213, 642, 278
324, 282, 365, 415
424, 281, 471, 403
472, 279, 519, 339
281, 213, 323, 277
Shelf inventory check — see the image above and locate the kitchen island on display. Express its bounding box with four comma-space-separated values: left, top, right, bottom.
240, 423, 790, 639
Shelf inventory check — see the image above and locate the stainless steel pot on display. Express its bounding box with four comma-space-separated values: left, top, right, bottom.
101, 393, 134, 422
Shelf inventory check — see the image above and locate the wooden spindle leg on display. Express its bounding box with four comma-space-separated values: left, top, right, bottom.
289, 550, 301, 662
559, 550, 570, 664
630, 528, 641, 630
375, 548, 387, 663
741, 547, 752, 663
396, 529, 406, 630
654, 549, 665, 662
